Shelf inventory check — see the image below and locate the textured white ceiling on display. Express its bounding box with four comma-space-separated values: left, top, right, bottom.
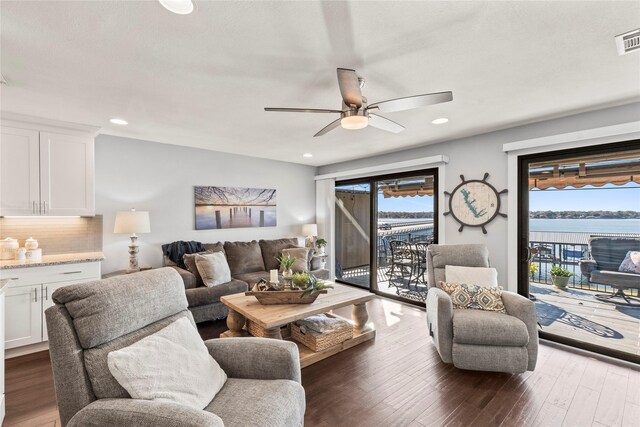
1, 1, 639, 166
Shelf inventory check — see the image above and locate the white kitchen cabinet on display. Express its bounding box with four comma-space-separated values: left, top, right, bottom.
4, 285, 41, 349
2, 261, 101, 352
0, 126, 40, 215
0, 115, 97, 216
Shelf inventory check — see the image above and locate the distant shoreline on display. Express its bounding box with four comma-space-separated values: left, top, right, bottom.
529, 211, 639, 219
378, 211, 639, 219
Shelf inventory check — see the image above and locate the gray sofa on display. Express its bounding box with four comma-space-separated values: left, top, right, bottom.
579, 237, 640, 305
425, 244, 538, 373
164, 238, 330, 323
45, 268, 305, 427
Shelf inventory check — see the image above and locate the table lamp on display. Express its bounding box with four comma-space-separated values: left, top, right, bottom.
302, 223, 318, 248
114, 209, 150, 272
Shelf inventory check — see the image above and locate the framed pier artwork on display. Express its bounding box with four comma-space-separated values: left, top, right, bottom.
194, 186, 277, 230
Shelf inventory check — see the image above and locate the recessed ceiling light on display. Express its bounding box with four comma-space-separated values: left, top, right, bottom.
110, 118, 128, 125
303, 153, 313, 158
432, 118, 449, 125
158, 0, 194, 15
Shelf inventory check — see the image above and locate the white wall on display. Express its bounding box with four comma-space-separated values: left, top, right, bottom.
317, 102, 640, 289
96, 135, 317, 273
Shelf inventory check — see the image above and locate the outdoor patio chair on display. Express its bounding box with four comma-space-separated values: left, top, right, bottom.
425, 244, 538, 373
402, 242, 430, 302
579, 237, 640, 305
388, 240, 414, 294
411, 242, 430, 285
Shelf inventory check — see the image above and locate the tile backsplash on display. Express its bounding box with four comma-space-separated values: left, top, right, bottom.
0, 216, 103, 254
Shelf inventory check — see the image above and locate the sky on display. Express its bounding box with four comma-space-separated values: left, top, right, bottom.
374, 183, 640, 213
378, 194, 434, 212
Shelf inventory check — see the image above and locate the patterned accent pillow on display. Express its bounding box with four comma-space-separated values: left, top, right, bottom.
618, 251, 640, 274
437, 281, 506, 313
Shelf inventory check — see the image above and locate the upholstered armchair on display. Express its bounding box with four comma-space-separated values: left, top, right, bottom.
425, 244, 538, 373
45, 268, 305, 427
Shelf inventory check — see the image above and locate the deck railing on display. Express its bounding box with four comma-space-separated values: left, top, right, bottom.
341, 231, 640, 297
528, 231, 639, 296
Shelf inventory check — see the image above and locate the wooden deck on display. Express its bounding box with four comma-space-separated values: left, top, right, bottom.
531, 282, 640, 358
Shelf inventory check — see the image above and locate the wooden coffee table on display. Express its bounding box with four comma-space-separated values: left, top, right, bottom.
220, 282, 376, 367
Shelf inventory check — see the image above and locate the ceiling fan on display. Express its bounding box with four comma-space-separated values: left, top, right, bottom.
264, 68, 453, 137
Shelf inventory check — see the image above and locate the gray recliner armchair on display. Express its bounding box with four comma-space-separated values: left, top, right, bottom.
45, 268, 305, 427
425, 244, 538, 373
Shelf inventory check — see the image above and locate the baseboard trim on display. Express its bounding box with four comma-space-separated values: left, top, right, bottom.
5, 341, 49, 359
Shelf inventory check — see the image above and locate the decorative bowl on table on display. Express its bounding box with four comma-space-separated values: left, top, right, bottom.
246, 275, 332, 305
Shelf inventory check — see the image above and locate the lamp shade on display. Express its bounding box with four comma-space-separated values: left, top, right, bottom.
114, 210, 150, 234
302, 223, 318, 237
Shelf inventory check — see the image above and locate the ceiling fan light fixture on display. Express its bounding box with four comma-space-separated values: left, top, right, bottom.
158, 0, 194, 15
341, 115, 369, 130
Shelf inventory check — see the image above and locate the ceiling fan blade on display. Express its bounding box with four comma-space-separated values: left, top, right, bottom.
337, 68, 362, 108
314, 118, 341, 137
264, 107, 342, 113
368, 114, 405, 134
367, 91, 453, 113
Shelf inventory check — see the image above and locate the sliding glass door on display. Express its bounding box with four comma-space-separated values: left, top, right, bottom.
335, 169, 438, 305
335, 182, 371, 288
518, 140, 640, 363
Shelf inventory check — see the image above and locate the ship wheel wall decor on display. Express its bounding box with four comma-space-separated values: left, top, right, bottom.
444, 173, 508, 234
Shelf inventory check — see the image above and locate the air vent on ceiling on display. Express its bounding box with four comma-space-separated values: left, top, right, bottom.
615, 28, 640, 55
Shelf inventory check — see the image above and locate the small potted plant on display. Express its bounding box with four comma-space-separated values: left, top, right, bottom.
529, 262, 537, 279
315, 238, 327, 255
550, 264, 573, 289
289, 272, 335, 296
276, 254, 296, 278
291, 272, 310, 290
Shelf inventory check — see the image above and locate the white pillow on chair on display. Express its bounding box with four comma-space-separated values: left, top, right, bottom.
445, 265, 498, 287
107, 317, 227, 410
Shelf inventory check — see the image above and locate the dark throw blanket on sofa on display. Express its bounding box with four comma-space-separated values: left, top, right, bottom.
162, 241, 206, 269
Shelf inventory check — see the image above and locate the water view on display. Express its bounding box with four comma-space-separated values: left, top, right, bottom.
530, 218, 640, 233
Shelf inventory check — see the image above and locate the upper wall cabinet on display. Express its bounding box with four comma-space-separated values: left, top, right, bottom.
0, 115, 97, 216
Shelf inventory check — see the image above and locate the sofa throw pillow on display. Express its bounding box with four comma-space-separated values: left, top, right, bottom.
195, 252, 232, 287
619, 250, 640, 274
107, 317, 227, 411
282, 247, 311, 273
183, 250, 216, 287
224, 240, 266, 275
259, 238, 299, 271
437, 281, 506, 313
445, 265, 498, 287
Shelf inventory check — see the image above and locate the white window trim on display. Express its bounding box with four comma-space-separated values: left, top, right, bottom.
316, 154, 448, 280
314, 154, 448, 181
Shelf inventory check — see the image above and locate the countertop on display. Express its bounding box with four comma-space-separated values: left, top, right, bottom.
0, 252, 105, 270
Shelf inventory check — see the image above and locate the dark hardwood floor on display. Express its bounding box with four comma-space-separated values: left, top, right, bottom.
4, 297, 639, 426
